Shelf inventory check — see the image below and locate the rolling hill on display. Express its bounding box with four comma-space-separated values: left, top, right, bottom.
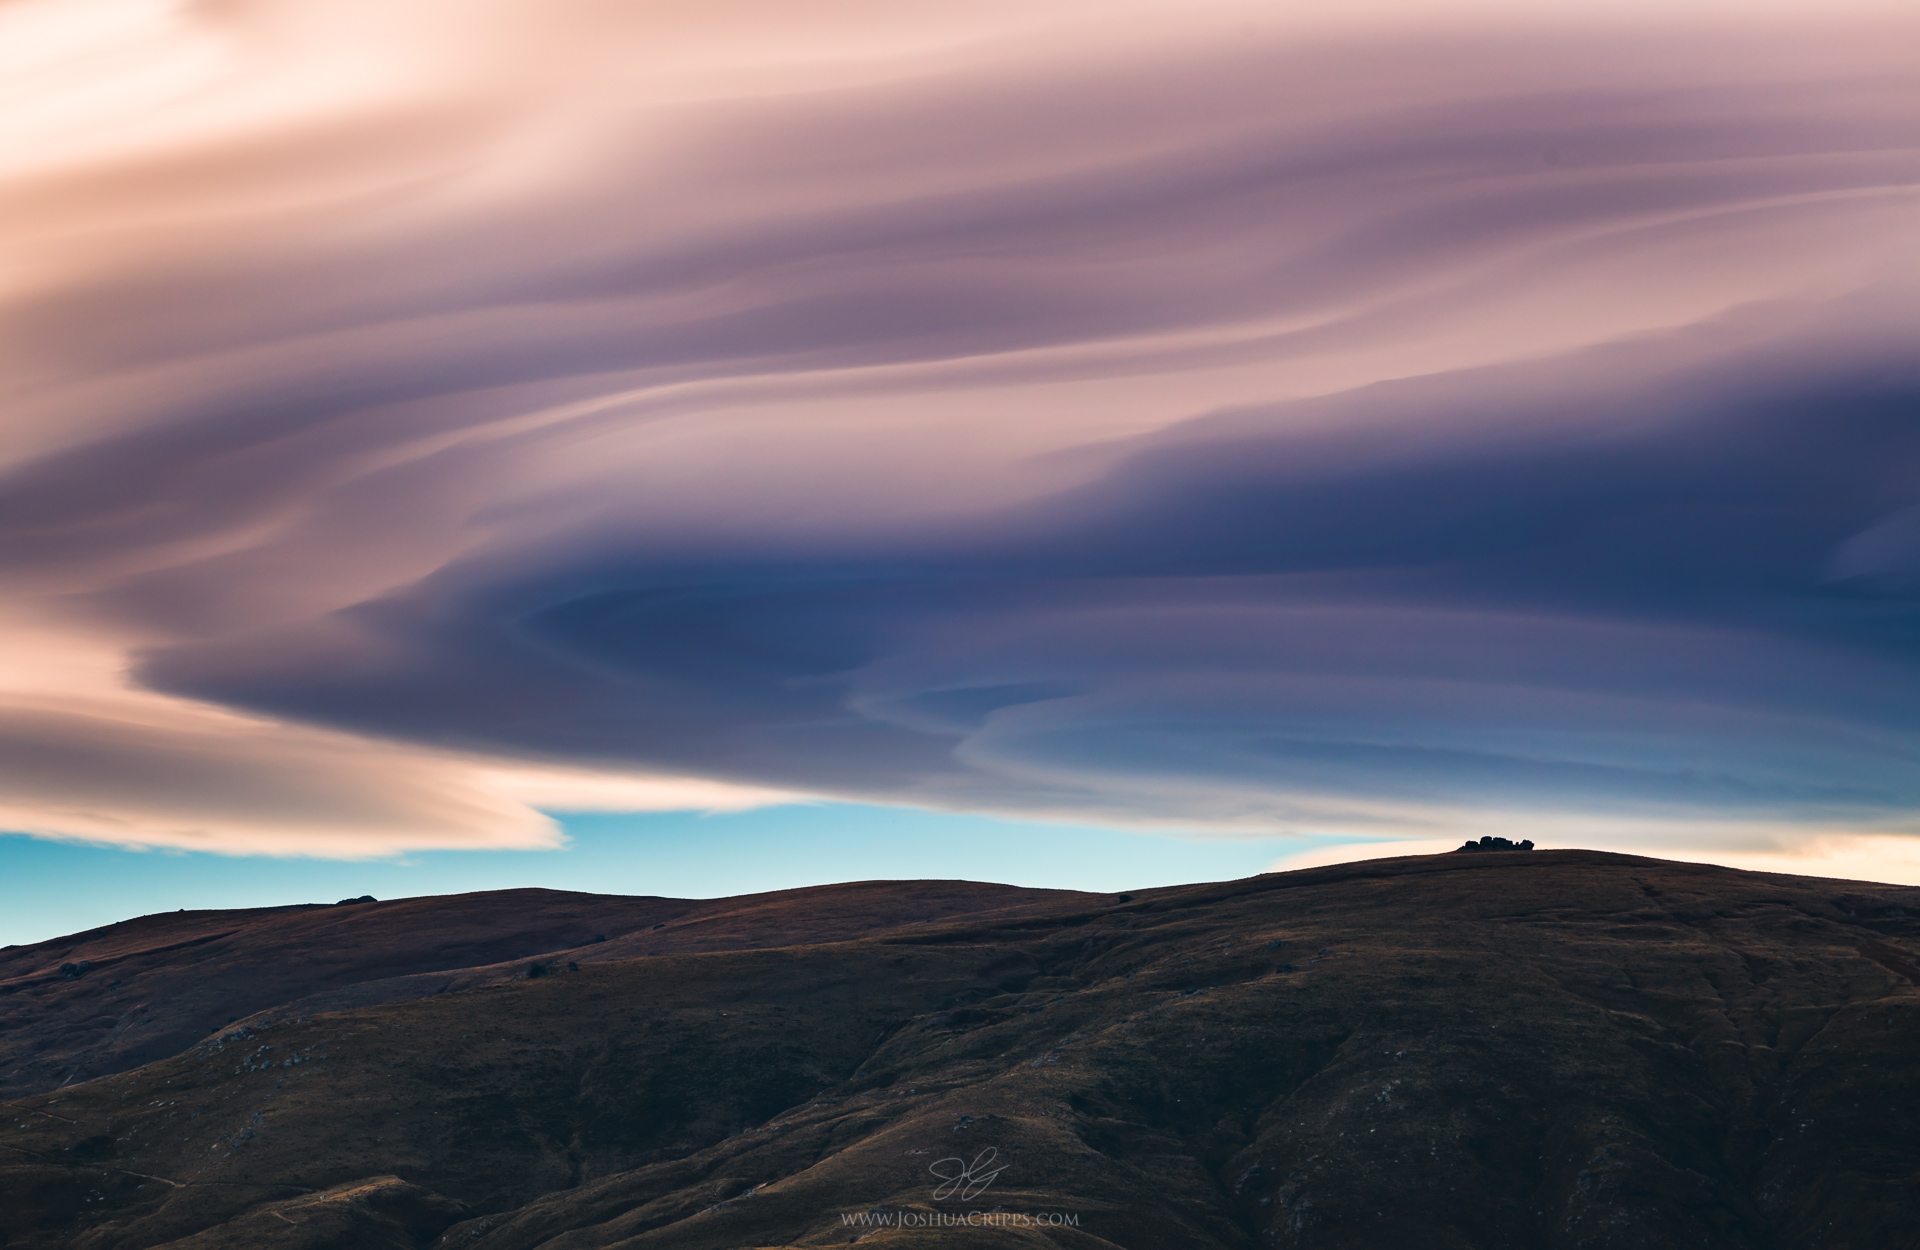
3, 850, 1918, 1249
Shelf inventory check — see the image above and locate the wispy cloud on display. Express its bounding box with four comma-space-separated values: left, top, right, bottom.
3, 0, 1916, 857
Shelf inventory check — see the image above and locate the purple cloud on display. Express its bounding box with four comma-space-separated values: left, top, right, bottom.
1, 1, 1916, 853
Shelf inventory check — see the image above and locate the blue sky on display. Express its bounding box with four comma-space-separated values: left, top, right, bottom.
0, 804, 1317, 949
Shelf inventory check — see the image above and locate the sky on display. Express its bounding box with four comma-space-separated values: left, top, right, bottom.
3, 0, 1919, 942
0, 806, 1323, 948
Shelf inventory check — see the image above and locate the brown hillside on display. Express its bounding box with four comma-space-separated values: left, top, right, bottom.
0, 881, 1088, 1101
3, 851, 1919, 1249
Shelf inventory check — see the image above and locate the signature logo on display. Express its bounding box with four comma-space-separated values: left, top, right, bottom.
929, 1148, 1007, 1202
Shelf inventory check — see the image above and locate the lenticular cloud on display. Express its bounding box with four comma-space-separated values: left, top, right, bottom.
2, 0, 1917, 856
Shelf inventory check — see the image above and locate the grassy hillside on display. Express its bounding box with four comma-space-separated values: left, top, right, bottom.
0, 881, 1087, 1101
3, 851, 1918, 1249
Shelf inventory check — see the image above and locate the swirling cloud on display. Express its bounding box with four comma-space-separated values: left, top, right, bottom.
2, 0, 1916, 857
